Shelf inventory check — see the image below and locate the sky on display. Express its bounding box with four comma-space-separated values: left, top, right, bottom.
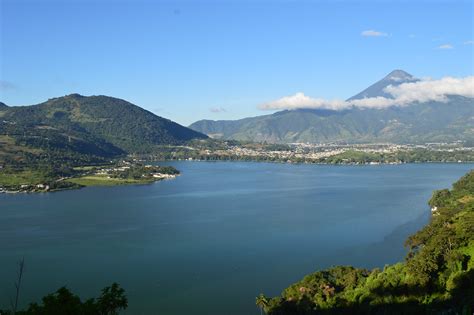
0, 0, 473, 126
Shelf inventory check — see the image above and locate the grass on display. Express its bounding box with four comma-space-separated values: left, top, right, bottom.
0, 169, 49, 186
330, 150, 381, 161
66, 175, 154, 186
0, 170, 155, 191
72, 166, 100, 171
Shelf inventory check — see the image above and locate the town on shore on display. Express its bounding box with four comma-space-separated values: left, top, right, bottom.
146, 140, 474, 165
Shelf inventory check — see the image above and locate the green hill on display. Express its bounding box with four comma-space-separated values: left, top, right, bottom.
2, 94, 206, 151
259, 170, 474, 314
0, 94, 207, 169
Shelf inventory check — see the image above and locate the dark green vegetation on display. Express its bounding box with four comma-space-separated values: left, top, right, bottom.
259, 170, 474, 315
319, 149, 474, 165
0, 283, 127, 315
0, 94, 205, 190
190, 70, 474, 143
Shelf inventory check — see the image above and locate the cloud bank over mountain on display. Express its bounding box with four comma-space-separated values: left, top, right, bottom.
259, 76, 474, 111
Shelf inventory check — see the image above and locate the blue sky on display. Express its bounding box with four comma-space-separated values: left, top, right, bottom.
1, 0, 473, 125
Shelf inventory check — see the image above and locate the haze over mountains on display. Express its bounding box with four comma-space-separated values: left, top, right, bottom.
189, 70, 474, 144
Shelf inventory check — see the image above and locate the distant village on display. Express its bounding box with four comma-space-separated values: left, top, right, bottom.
181, 141, 473, 164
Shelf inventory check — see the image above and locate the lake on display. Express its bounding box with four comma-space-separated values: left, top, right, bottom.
0, 162, 472, 314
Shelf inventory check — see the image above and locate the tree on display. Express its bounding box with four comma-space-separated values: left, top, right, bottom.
25, 287, 84, 315
96, 283, 128, 315
9, 283, 128, 315
256, 294, 269, 315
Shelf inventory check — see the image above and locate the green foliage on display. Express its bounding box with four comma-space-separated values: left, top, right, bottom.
263, 171, 474, 314
256, 294, 270, 314
110, 164, 179, 180
0, 283, 127, 315
95, 283, 128, 315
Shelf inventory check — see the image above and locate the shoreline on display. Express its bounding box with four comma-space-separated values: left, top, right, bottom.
2, 160, 473, 195
0, 175, 178, 194
149, 157, 474, 166
0, 163, 179, 194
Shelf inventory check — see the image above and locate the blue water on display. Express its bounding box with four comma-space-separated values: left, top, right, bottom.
0, 162, 472, 314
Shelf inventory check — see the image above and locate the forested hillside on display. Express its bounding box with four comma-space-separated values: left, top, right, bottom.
1, 94, 206, 152
0, 94, 207, 167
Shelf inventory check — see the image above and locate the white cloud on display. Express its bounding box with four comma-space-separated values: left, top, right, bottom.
209, 106, 227, 113
259, 76, 474, 111
259, 93, 346, 111
361, 30, 388, 37
464, 40, 474, 45
437, 44, 454, 49
385, 76, 474, 104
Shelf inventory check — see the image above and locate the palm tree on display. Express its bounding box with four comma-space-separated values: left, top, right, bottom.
255, 293, 269, 315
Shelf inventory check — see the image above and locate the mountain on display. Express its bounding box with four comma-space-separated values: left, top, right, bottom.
0, 94, 207, 165
189, 70, 474, 144
347, 69, 417, 100
0, 102, 8, 108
